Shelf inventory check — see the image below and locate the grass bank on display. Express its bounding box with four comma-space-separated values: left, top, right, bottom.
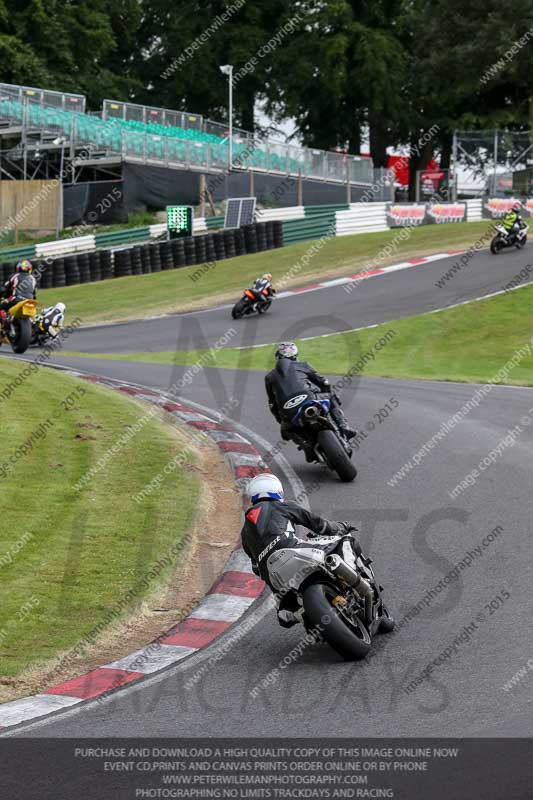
0, 360, 200, 681
38, 220, 491, 325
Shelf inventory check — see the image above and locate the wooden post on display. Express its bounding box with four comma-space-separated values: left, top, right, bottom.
297, 169, 303, 206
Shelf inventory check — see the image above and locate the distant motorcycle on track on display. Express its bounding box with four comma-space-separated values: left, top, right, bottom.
231, 288, 272, 319
490, 221, 528, 254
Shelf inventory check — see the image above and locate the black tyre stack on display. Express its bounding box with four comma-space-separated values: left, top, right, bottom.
160, 240, 173, 270
114, 249, 132, 278
256, 222, 268, 252
0, 262, 10, 284
149, 243, 162, 273
77, 252, 91, 283
184, 236, 196, 266
100, 249, 113, 280
89, 251, 102, 282
266, 220, 276, 250
273, 220, 284, 248
65, 255, 80, 286
194, 235, 207, 265
131, 246, 143, 276
234, 227, 246, 257
139, 244, 152, 274
243, 224, 258, 254
35, 259, 51, 289
204, 233, 217, 263
223, 229, 237, 259
213, 232, 226, 262
52, 258, 66, 288
171, 238, 186, 268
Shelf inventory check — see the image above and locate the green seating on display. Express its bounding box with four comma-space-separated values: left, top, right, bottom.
0, 96, 307, 175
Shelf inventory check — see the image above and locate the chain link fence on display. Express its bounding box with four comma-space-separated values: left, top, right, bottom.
453, 130, 533, 198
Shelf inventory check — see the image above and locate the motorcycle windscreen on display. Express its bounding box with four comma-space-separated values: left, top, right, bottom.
266, 546, 326, 593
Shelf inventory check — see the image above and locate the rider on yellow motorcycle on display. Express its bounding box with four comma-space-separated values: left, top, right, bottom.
0, 260, 37, 323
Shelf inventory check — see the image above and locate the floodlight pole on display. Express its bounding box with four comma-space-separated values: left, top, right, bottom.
220, 65, 234, 172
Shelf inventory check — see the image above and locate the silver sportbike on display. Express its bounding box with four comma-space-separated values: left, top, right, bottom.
267, 530, 394, 660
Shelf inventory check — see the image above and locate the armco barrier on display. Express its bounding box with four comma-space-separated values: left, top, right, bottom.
282, 213, 336, 244
36, 235, 95, 258
256, 206, 305, 222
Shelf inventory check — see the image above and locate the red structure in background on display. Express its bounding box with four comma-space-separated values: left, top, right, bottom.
361, 152, 441, 188
387, 155, 440, 187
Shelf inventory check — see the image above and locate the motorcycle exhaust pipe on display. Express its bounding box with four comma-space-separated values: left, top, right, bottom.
326, 554, 373, 624
325, 554, 371, 597
304, 405, 320, 418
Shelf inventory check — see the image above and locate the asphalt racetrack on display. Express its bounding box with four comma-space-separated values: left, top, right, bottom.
4, 245, 533, 737
63, 242, 532, 353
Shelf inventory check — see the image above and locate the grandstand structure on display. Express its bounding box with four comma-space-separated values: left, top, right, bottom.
0, 82, 374, 222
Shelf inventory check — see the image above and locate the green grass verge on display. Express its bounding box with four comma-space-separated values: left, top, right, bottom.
0, 360, 200, 678
62, 283, 533, 386
37, 220, 492, 325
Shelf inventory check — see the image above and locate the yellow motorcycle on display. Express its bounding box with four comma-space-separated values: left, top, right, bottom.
1, 299, 38, 354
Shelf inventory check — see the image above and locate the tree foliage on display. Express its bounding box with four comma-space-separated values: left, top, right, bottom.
1, 0, 532, 188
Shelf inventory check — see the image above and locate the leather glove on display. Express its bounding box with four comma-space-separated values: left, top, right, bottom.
331, 521, 358, 535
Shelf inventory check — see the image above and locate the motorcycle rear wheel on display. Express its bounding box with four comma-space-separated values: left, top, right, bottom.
11, 318, 31, 354
317, 429, 357, 482
303, 581, 371, 660
257, 299, 271, 314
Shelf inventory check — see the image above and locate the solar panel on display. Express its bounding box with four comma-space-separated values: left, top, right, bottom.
240, 197, 256, 226
224, 197, 256, 228
225, 198, 242, 229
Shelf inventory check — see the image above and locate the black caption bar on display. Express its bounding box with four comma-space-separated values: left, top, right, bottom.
1, 738, 532, 800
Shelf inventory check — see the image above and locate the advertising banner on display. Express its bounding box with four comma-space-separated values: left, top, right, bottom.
386, 203, 426, 227
427, 202, 466, 223
482, 197, 533, 218
387, 202, 466, 227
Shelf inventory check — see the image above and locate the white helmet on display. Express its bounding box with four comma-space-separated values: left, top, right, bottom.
55, 302, 66, 313
248, 473, 284, 504
276, 342, 298, 360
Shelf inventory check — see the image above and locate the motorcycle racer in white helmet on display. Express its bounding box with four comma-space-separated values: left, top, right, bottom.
241, 473, 361, 627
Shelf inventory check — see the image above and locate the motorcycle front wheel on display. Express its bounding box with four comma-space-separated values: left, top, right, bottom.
490, 235, 504, 254
231, 297, 247, 319
10, 318, 32, 354
303, 581, 371, 660
317, 429, 357, 482
516, 235, 527, 249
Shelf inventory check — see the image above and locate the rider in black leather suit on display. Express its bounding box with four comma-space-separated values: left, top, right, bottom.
265, 342, 356, 460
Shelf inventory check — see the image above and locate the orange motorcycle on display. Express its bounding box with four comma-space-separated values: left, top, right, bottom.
231, 287, 272, 320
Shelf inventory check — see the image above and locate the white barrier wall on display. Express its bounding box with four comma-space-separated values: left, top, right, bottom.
466, 199, 483, 221
335, 203, 389, 236
256, 206, 305, 222
36, 235, 96, 258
